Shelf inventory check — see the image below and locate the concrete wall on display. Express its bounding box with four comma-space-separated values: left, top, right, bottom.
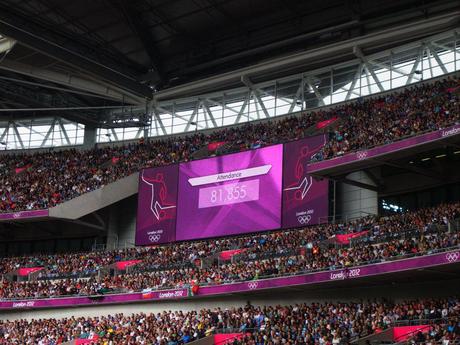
1, 279, 458, 321
106, 195, 137, 249
337, 171, 378, 220
49, 172, 139, 220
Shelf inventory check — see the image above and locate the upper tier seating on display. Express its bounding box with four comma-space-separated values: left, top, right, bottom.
0, 77, 458, 212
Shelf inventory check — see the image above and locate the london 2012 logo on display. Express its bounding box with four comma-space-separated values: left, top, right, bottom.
141, 170, 176, 222
356, 151, 368, 160
247, 281, 259, 290
445, 252, 459, 263
147, 229, 164, 243
149, 234, 161, 242
297, 214, 311, 225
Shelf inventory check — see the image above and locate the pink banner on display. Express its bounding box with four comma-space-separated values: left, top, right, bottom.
219, 249, 247, 261
316, 117, 338, 129
393, 325, 431, 341
115, 260, 142, 270
208, 141, 227, 151
214, 333, 246, 344
334, 231, 369, 244
0, 209, 49, 221
17, 267, 44, 277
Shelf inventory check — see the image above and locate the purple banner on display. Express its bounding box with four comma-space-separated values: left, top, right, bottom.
0, 288, 189, 310
176, 145, 283, 241
197, 249, 460, 296
0, 209, 48, 221
135, 165, 179, 245
308, 124, 460, 173
1, 250, 458, 310
282, 135, 328, 227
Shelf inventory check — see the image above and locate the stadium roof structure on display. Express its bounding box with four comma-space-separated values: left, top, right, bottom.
0, 0, 458, 130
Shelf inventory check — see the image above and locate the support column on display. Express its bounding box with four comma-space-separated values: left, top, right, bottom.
106, 197, 137, 250
337, 171, 378, 221
83, 125, 97, 149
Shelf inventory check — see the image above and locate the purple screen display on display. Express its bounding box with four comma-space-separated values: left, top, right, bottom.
282, 135, 329, 228
135, 165, 178, 245
176, 145, 283, 241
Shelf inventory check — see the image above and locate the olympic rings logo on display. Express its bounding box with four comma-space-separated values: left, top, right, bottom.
297, 215, 311, 225
356, 151, 368, 160
247, 282, 259, 290
445, 252, 459, 263
149, 234, 161, 243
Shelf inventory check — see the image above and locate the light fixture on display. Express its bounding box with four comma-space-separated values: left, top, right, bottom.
421, 157, 431, 161
435, 154, 447, 158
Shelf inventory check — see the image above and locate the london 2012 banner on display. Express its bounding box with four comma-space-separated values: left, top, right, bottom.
135, 165, 179, 245
282, 135, 329, 227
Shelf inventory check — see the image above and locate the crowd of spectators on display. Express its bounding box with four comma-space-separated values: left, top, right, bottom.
0, 202, 459, 300
0, 298, 458, 344
0, 202, 458, 279
316, 78, 460, 160
0, 76, 458, 212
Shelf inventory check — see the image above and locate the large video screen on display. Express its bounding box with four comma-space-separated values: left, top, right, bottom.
282, 135, 329, 227
176, 144, 283, 241
135, 165, 178, 245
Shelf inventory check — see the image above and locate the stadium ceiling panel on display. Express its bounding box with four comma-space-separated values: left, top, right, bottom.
0, 0, 458, 128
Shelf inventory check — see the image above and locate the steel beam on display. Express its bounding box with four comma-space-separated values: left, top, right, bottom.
0, 8, 152, 98
427, 43, 449, 74
57, 118, 71, 145
152, 109, 167, 135
345, 63, 363, 100
202, 100, 218, 128
40, 118, 56, 147
306, 78, 325, 106
154, 14, 460, 101
184, 106, 198, 132
241, 76, 270, 118
0, 123, 9, 143
112, 0, 163, 81
288, 81, 304, 113
234, 95, 250, 123
0, 60, 143, 104
205, 98, 240, 114
0, 37, 15, 53
406, 49, 423, 85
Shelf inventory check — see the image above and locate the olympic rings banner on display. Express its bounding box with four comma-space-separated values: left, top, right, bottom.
1, 249, 458, 311
282, 135, 329, 228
